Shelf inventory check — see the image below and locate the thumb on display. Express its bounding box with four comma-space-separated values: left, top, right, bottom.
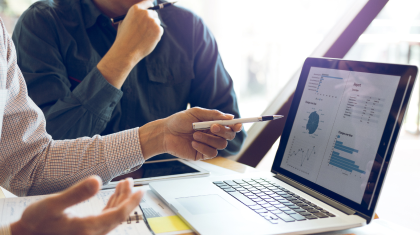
49, 176, 102, 213
189, 107, 234, 122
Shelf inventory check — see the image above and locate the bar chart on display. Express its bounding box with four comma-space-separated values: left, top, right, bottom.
307, 73, 343, 98
328, 135, 366, 174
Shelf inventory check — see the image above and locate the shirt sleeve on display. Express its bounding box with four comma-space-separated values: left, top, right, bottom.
189, 16, 247, 156
11, 6, 122, 140
0, 226, 11, 235
0, 20, 144, 196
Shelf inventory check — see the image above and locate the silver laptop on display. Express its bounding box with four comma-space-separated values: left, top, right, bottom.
150, 58, 418, 235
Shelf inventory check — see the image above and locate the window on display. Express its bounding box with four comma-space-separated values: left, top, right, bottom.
345, 0, 420, 134
344, 0, 420, 232
0, 0, 33, 33
178, 0, 356, 130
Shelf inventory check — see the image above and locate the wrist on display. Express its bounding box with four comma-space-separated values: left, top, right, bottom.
138, 118, 166, 160
10, 221, 30, 235
97, 47, 142, 89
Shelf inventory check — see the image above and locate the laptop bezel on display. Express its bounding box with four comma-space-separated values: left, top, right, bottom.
271, 57, 417, 222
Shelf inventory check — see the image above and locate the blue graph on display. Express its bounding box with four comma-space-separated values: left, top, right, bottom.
329, 135, 365, 174
317, 75, 343, 93
306, 111, 319, 134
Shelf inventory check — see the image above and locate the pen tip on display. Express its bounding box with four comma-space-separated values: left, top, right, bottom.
273, 115, 284, 120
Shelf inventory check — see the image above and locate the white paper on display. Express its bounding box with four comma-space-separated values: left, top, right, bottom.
0, 189, 152, 235
136, 185, 194, 235
137, 186, 176, 218
0, 89, 8, 140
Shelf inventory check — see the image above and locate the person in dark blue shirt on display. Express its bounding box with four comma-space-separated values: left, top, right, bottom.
12, 0, 246, 159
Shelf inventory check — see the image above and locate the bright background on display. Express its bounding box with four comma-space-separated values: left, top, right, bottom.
2, 0, 420, 232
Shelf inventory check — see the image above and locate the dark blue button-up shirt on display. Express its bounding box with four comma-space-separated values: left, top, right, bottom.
12, 0, 246, 158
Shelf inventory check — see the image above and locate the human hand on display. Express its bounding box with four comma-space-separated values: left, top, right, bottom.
10, 176, 143, 235
97, 0, 163, 88
139, 107, 242, 161
115, 1, 163, 63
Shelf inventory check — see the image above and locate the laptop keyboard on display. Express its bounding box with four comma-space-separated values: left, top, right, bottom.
213, 178, 335, 224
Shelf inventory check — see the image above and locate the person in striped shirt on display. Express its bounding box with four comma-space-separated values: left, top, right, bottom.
0, 7, 242, 233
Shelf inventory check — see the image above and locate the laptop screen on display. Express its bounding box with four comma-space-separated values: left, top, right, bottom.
280, 67, 399, 204
272, 58, 417, 219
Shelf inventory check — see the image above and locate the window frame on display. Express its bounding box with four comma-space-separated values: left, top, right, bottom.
231, 0, 389, 167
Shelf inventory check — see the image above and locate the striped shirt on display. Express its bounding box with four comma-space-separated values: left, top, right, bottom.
0, 18, 145, 197
0, 14, 146, 232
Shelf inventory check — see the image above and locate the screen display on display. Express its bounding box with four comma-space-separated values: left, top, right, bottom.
280, 67, 400, 203
111, 160, 199, 182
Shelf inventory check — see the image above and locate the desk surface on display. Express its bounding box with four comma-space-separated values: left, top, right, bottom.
0, 157, 402, 235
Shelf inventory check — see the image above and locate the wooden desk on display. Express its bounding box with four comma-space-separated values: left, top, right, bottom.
203, 156, 258, 173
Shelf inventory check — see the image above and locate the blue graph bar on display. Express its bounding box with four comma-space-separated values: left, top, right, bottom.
321, 75, 343, 80
317, 76, 343, 93
331, 152, 355, 164
329, 151, 365, 174
329, 161, 352, 173
329, 160, 365, 174
334, 142, 359, 154
334, 144, 359, 154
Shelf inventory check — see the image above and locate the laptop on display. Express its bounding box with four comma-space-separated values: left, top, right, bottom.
149, 58, 418, 235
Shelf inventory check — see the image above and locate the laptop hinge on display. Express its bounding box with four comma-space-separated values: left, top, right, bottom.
275, 173, 357, 215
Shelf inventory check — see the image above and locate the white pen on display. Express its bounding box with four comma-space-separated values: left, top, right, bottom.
192, 115, 284, 130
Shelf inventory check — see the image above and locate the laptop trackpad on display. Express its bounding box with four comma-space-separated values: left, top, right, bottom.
176, 194, 237, 215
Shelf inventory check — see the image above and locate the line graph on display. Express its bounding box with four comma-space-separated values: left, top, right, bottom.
290, 146, 316, 167
286, 136, 318, 175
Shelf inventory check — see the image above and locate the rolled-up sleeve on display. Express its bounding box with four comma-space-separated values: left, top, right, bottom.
12, 7, 122, 140
0, 20, 143, 196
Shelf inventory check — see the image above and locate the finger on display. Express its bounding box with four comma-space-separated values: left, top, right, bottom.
113, 178, 122, 199
148, 9, 159, 19
104, 194, 116, 210
228, 123, 243, 133
210, 124, 236, 140
189, 107, 234, 122
115, 178, 134, 205
48, 176, 102, 213
136, 0, 154, 10
192, 141, 218, 159
94, 191, 144, 234
193, 132, 228, 150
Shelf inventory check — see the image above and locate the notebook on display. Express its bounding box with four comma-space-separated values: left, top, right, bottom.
0, 188, 153, 235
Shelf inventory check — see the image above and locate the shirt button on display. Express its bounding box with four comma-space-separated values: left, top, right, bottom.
125, 88, 132, 94
110, 102, 116, 107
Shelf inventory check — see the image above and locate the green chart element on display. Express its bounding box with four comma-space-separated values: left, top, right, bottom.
306, 111, 319, 134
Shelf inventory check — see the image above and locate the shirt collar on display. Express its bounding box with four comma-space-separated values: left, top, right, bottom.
81, 0, 103, 29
